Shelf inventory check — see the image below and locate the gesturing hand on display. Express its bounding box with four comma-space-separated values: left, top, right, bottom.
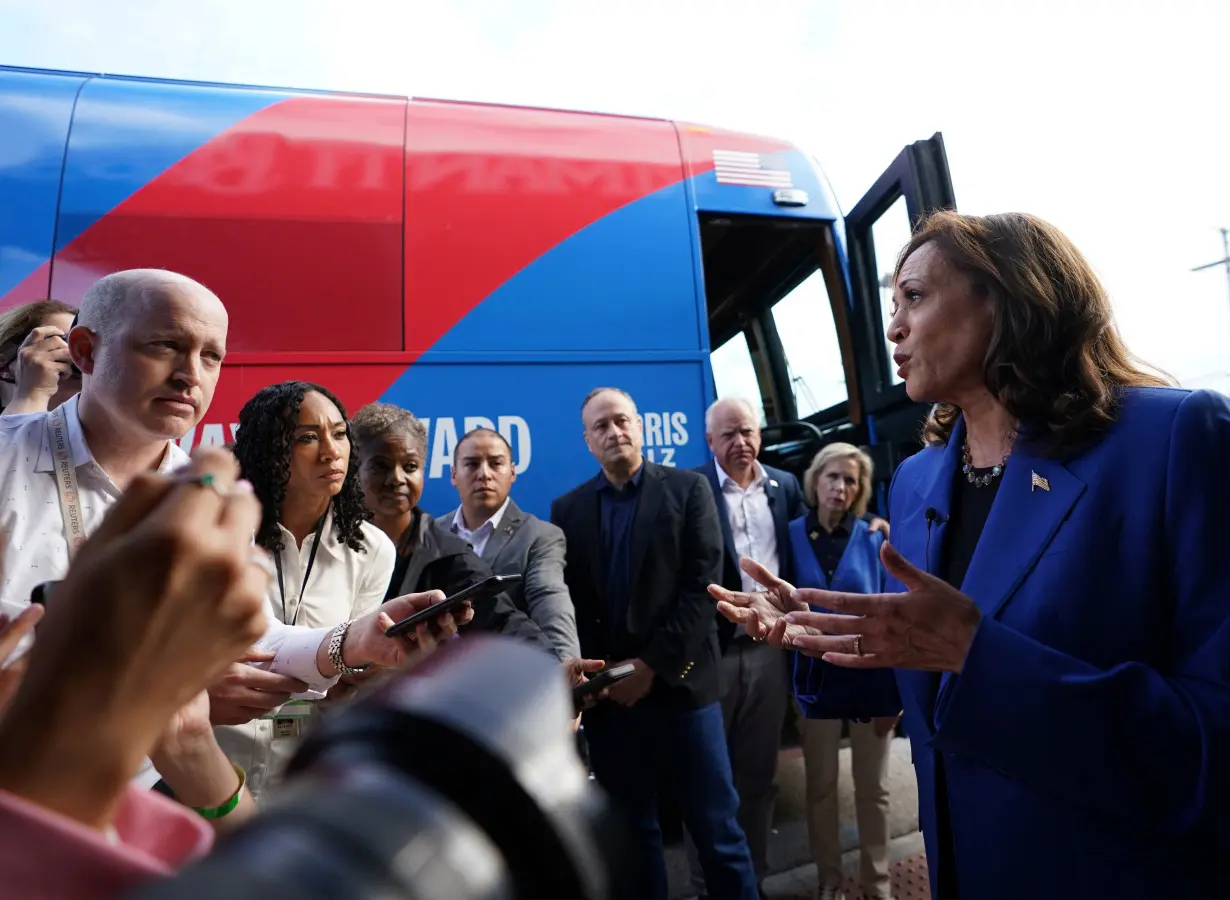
708, 558, 812, 648
783, 542, 982, 673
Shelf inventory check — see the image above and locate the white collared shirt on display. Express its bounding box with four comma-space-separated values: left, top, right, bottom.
0, 395, 375, 787
715, 459, 780, 593
451, 497, 511, 558
214, 512, 395, 799
0, 395, 187, 617
0, 394, 346, 690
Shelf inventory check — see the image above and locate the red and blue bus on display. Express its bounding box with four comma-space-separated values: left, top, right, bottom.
0, 64, 956, 516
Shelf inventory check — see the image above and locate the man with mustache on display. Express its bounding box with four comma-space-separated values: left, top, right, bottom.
550, 387, 758, 900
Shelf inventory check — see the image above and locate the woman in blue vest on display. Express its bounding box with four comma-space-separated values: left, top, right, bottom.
791, 442, 901, 900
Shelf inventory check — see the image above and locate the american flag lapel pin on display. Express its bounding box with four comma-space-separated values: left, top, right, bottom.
1031, 471, 1050, 493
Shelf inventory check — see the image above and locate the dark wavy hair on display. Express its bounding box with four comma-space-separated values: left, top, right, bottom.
233, 381, 368, 554
895, 211, 1172, 455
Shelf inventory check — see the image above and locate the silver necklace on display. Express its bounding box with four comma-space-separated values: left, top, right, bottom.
961, 436, 1014, 488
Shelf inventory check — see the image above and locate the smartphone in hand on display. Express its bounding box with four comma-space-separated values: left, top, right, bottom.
384, 574, 523, 638
572, 663, 636, 713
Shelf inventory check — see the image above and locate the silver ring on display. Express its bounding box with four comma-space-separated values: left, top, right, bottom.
854, 634, 863, 656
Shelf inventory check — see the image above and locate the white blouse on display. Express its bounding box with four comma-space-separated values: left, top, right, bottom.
213, 512, 396, 798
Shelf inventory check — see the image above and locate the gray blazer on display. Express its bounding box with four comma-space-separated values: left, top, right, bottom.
443, 498, 581, 661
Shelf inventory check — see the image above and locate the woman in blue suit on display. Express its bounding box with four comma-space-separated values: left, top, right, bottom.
790, 442, 901, 900
711, 211, 1230, 899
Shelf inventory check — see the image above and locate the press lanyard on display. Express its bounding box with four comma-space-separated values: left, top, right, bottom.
47, 406, 88, 559
274, 515, 326, 626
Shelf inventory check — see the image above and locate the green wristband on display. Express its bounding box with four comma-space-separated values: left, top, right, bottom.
192, 764, 246, 820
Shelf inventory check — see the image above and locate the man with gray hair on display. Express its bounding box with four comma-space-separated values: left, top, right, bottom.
0, 269, 461, 769
686, 396, 807, 895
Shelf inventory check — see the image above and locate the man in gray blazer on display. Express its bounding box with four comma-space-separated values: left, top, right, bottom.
445, 427, 581, 662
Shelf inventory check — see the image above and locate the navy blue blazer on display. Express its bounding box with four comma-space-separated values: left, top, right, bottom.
694, 459, 807, 652
790, 516, 901, 720
886, 387, 1230, 899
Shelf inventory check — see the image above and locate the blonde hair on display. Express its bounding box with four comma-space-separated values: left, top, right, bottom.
802, 442, 874, 519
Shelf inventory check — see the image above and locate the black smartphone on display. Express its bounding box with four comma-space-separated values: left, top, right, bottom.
384, 574, 522, 638
572, 663, 636, 713
28, 581, 57, 606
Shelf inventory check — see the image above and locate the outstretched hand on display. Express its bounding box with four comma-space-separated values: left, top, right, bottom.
784, 542, 982, 673
708, 559, 816, 649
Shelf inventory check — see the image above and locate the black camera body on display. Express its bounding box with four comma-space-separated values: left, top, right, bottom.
129, 636, 622, 900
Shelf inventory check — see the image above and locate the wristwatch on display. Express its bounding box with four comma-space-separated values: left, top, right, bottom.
327, 620, 373, 676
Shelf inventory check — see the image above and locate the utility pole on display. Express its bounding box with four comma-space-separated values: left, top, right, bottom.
1191, 226, 1230, 313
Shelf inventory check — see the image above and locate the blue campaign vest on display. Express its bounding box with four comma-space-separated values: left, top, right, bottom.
789, 515, 901, 719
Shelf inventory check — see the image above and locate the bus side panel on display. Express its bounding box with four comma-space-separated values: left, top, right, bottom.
382, 358, 710, 517
0, 69, 87, 307
404, 101, 696, 353
51, 80, 406, 353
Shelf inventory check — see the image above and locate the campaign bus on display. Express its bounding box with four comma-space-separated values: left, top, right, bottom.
0, 64, 955, 516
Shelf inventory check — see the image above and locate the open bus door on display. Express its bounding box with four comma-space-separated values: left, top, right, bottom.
840, 133, 957, 512
721, 134, 956, 515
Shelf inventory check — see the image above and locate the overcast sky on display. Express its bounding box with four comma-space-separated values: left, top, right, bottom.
2, 0, 1226, 390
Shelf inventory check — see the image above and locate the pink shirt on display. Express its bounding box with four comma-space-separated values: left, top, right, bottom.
0, 784, 213, 898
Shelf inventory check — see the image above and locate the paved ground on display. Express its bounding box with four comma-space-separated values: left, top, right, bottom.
663, 736, 928, 900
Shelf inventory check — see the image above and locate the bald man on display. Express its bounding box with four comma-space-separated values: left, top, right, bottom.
0, 269, 458, 771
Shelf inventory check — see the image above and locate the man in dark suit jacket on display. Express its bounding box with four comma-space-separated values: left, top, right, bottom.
551, 387, 758, 900
683, 397, 807, 894
446, 427, 581, 662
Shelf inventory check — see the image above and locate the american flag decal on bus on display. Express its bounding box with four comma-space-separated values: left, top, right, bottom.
712, 150, 794, 188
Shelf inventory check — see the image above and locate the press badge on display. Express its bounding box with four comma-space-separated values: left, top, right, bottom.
264, 698, 314, 739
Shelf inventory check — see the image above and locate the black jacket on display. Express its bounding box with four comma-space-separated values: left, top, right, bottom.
384, 511, 551, 652
550, 461, 724, 708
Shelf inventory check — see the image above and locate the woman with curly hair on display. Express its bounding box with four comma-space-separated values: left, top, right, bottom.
351, 401, 550, 652
713, 211, 1230, 899
218, 381, 396, 798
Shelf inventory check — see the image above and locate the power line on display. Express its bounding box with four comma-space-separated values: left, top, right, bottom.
1191, 226, 1230, 313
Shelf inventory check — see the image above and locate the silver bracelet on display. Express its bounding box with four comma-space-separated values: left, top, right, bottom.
327, 621, 373, 676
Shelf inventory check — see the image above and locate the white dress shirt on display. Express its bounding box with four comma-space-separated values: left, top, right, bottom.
0, 396, 371, 786
450, 497, 511, 558
214, 513, 395, 798
715, 459, 780, 594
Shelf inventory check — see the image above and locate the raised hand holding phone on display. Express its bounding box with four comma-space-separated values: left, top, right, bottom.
383, 574, 520, 638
